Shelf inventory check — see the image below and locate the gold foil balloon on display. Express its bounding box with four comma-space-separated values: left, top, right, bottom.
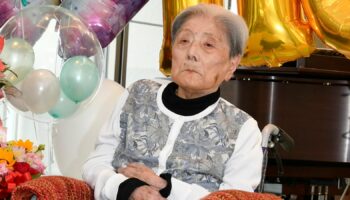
160, 0, 223, 76
238, 0, 315, 67
301, 0, 350, 59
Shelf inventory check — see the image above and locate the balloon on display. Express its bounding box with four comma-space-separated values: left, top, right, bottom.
237, 0, 315, 67
61, 0, 150, 48
0, 38, 35, 84
0, 0, 61, 42
58, 16, 99, 58
301, 0, 350, 59
1, 13, 48, 46
52, 79, 124, 179
0, 1, 17, 28
21, 69, 60, 114
60, 56, 100, 103
159, 0, 224, 76
48, 89, 78, 119
0, 5, 104, 119
3, 85, 29, 112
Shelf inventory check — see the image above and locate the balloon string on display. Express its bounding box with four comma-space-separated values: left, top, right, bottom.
32, 113, 39, 142
17, 0, 25, 40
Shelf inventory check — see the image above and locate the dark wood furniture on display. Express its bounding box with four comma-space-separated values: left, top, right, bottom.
221, 66, 350, 198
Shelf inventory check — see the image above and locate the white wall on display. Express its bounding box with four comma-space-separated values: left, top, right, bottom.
125, 0, 165, 86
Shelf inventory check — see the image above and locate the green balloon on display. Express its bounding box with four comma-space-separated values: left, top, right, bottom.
60, 56, 100, 103
49, 90, 79, 119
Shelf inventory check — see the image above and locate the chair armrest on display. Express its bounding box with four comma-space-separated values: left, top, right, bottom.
202, 189, 281, 200
11, 176, 93, 200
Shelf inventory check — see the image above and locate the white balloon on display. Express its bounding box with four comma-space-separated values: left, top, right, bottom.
21, 69, 60, 114
6, 94, 29, 112
4, 84, 29, 112
52, 79, 125, 179
0, 38, 35, 84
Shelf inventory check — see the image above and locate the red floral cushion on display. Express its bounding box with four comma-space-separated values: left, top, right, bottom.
202, 189, 281, 200
11, 176, 93, 200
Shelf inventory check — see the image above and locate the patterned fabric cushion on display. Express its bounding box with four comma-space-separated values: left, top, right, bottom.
203, 189, 282, 200
10, 176, 281, 200
11, 176, 93, 200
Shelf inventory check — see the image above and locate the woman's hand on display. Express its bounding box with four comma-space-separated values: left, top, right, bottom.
129, 185, 166, 200
118, 163, 167, 189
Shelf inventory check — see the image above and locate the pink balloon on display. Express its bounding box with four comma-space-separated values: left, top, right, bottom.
61, 0, 149, 48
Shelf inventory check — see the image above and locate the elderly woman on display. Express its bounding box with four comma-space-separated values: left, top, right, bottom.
83, 3, 262, 200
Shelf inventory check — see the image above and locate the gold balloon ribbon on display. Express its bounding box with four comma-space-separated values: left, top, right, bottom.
159, 0, 223, 76
301, 0, 350, 59
238, 0, 315, 67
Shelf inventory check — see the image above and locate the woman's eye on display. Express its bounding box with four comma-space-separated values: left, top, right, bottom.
179, 39, 189, 44
204, 42, 215, 48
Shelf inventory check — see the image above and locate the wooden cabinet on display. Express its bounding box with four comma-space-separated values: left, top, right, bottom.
222, 67, 350, 164
221, 67, 350, 198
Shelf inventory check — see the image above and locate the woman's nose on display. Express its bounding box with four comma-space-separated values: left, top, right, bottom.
186, 42, 199, 62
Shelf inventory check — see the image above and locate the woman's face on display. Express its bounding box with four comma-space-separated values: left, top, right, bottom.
171, 15, 240, 98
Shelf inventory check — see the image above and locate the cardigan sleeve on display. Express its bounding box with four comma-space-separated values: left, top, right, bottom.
220, 118, 263, 191
82, 89, 130, 200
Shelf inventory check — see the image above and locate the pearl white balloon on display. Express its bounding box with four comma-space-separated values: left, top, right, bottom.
0, 38, 35, 84
21, 69, 60, 114
4, 84, 29, 112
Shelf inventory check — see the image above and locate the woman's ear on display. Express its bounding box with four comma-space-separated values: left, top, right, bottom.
224, 55, 241, 81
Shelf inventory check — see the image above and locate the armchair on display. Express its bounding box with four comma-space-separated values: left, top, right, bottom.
52, 79, 125, 179
11, 79, 125, 200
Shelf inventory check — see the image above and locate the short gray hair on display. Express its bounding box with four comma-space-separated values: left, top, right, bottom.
171, 3, 248, 58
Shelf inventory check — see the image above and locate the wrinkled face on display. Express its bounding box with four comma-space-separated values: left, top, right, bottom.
171, 15, 240, 98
